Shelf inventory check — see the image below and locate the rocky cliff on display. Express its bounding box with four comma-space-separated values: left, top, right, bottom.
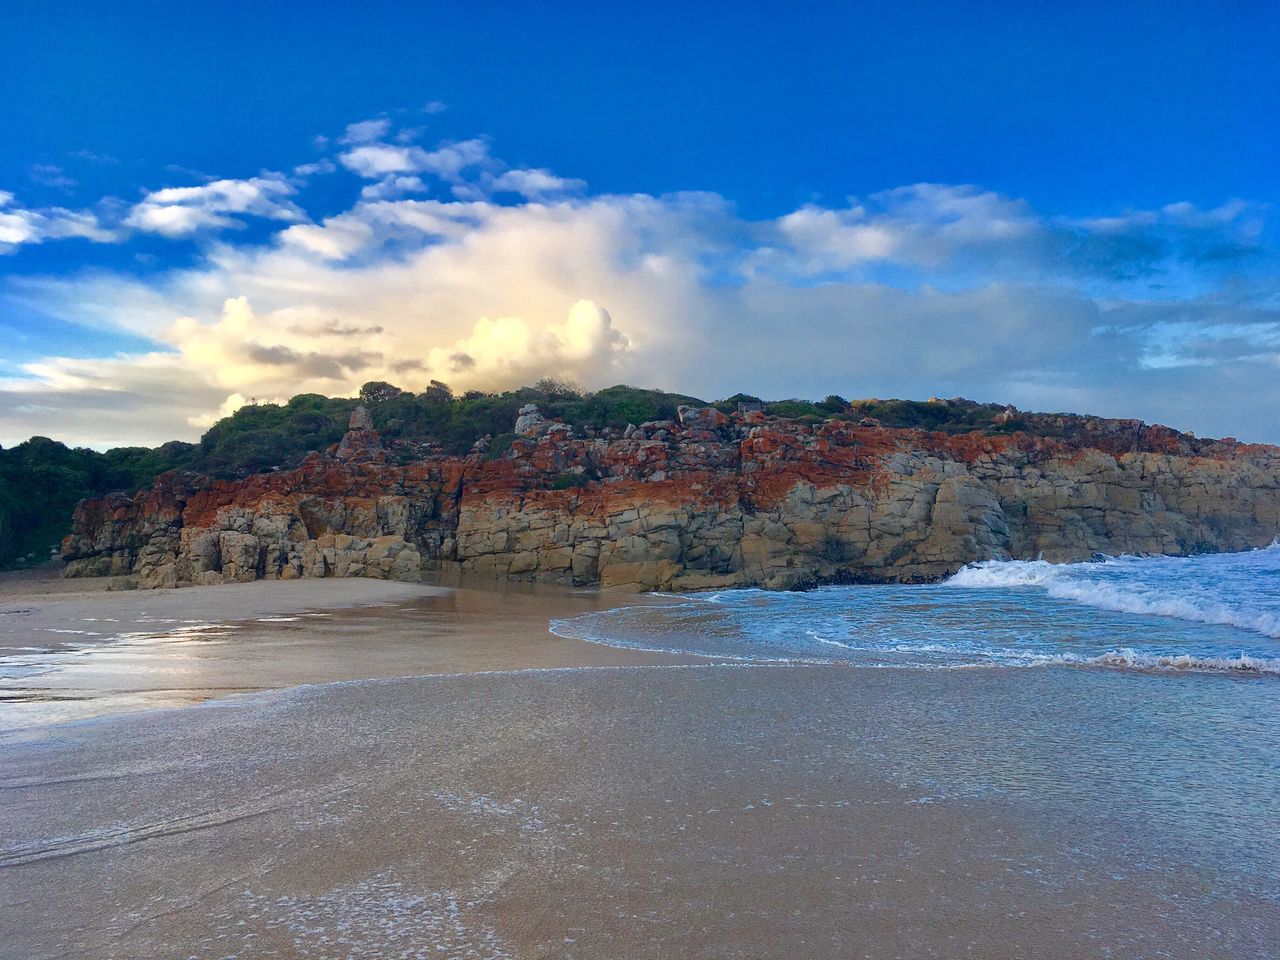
62, 403, 1280, 591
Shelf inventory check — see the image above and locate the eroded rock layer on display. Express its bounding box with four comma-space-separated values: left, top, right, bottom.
63, 405, 1280, 591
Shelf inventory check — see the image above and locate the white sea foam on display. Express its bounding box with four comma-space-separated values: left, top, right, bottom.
808, 631, 1280, 675
947, 549, 1280, 639
553, 613, 1280, 675
548, 615, 832, 665
807, 631, 860, 651
1035, 647, 1280, 675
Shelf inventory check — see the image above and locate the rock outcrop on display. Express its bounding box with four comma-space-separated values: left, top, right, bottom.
513, 403, 549, 438
333, 405, 386, 462
63, 407, 1280, 591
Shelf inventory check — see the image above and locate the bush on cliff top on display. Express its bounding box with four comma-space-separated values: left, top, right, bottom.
558, 384, 704, 428
362, 383, 705, 453
0, 437, 194, 569
198, 394, 355, 475
842, 398, 1001, 433
0, 381, 741, 566
764, 399, 827, 420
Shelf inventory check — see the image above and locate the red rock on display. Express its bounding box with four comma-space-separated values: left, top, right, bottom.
62, 410, 1280, 591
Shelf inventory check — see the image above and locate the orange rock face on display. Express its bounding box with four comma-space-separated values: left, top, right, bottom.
63, 409, 1280, 591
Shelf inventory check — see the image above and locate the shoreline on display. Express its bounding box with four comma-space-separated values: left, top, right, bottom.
0, 567, 694, 731
5, 558, 1276, 736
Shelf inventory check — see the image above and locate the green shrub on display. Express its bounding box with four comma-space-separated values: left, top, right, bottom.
818, 394, 850, 414
483, 433, 520, 461
765, 399, 825, 419
843, 399, 1000, 433
198, 397, 354, 476
551, 472, 590, 490
712, 392, 764, 413
559, 384, 703, 429
987, 418, 1029, 435
0, 437, 151, 568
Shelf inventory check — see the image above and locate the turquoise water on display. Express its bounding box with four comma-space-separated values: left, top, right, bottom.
551, 544, 1280, 674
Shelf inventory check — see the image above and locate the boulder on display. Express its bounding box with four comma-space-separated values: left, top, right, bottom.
349, 405, 374, 431
677, 405, 730, 433
335, 405, 387, 462
514, 404, 548, 437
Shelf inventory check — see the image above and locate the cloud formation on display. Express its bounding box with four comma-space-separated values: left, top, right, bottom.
1, 119, 1277, 449
0, 191, 116, 252
124, 174, 305, 237
338, 117, 392, 145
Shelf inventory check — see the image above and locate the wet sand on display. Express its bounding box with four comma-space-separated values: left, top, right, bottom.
0, 566, 457, 659
0, 571, 685, 728
1, 571, 1277, 958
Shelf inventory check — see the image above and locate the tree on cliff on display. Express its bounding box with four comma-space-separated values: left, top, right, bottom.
820, 395, 850, 413
358, 381, 405, 405
422, 380, 454, 403
532, 377, 585, 400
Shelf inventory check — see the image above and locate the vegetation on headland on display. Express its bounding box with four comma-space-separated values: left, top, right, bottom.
0, 378, 1186, 568
0, 438, 189, 570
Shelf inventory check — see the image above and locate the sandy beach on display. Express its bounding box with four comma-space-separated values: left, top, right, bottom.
0, 567, 690, 729
2, 569, 1277, 959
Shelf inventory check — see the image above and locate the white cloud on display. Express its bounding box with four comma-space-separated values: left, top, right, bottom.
0, 208, 36, 247
490, 168, 586, 199
338, 118, 392, 145
766, 185, 1044, 277
0, 190, 116, 252
124, 174, 305, 237
425, 299, 629, 387
338, 138, 499, 199
359, 175, 428, 201
339, 144, 421, 178
774, 206, 900, 268
30, 164, 77, 191
278, 216, 377, 260
0, 352, 229, 448
293, 159, 336, 177
414, 139, 494, 184
340, 138, 494, 189
334, 125, 587, 204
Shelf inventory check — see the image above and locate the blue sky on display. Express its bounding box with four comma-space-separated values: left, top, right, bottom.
1, 1, 1278, 447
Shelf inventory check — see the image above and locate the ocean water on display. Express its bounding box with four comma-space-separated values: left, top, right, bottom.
551, 544, 1280, 675
550, 544, 1280, 919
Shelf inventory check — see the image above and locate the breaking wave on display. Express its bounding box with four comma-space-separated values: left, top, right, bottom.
553, 546, 1280, 678
947, 544, 1280, 640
